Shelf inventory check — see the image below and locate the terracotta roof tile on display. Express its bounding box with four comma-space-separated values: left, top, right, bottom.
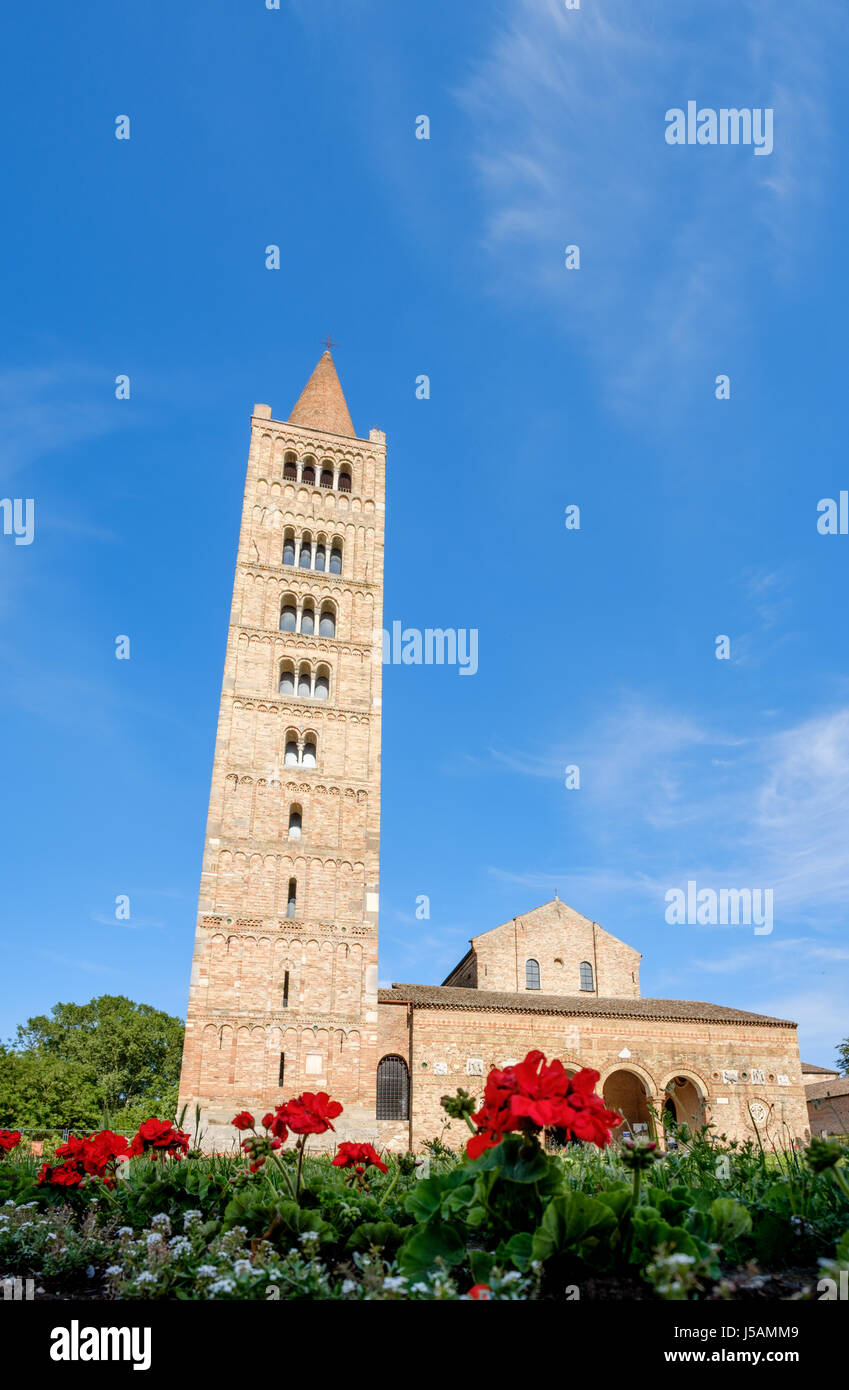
288, 349, 356, 437
805, 1076, 849, 1101
378, 982, 796, 1028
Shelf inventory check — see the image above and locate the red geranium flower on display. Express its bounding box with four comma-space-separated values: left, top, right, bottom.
0, 1130, 22, 1154
468, 1284, 491, 1300
128, 1118, 190, 1160
37, 1129, 130, 1188
283, 1092, 343, 1136
466, 1051, 621, 1158
332, 1141, 388, 1176
231, 1111, 255, 1131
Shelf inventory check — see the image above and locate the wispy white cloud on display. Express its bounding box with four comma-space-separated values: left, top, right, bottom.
458, 0, 839, 412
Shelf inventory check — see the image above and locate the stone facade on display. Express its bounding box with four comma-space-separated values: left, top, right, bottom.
178, 354, 809, 1156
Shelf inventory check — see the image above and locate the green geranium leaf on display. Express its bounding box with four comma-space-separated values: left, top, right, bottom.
398, 1220, 466, 1279
531, 1192, 617, 1264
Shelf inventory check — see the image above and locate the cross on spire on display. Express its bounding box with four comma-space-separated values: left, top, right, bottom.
321, 334, 337, 352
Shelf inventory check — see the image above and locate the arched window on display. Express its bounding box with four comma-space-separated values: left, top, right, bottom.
319, 607, 335, 638
314, 671, 329, 700
297, 666, 312, 698
329, 544, 342, 575
525, 958, 541, 990
280, 604, 297, 632
286, 879, 297, 917
314, 543, 326, 572
282, 534, 295, 566
284, 739, 299, 767
377, 1054, 409, 1120
288, 806, 302, 840
283, 454, 297, 481
302, 738, 316, 768
579, 961, 594, 992
338, 471, 351, 493
298, 537, 312, 569
300, 606, 315, 636
320, 467, 333, 488
302, 463, 316, 486
279, 663, 295, 696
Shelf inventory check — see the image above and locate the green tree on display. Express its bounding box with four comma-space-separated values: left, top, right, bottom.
0, 1046, 102, 1130
12, 995, 184, 1126
836, 1037, 849, 1076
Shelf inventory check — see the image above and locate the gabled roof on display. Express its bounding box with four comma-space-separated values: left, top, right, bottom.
288, 349, 356, 438
801, 1061, 840, 1075
379, 983, 796, 1028
470, 897, 641, 958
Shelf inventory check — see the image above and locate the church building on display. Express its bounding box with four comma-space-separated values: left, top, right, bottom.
177, 353, 810, 1153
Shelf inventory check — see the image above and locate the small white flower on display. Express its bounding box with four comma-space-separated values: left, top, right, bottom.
233, 1259, 252, 1276
135, 1271, 157, 1285
501, 1271, 521, 1284
666, 1253, 695, 1267
117, 1227, 134, 1238
150, 1213, 171, 1234
299, 1230, 320, 1244
341, 1279, 356, 1294
208, 1278, 235, 1297
146, 1232, 164, 1248
383, 1276, 406, 1292
183, 1210, 203, 1229
105, 1265, 124, 1277
411, 1282, 429, 1294
196, 1265, 218, 1278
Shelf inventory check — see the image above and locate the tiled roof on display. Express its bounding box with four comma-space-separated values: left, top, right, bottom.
801, 1061, 840, 1075
379, 983, 795, 1028
805, 1076, 849, 1101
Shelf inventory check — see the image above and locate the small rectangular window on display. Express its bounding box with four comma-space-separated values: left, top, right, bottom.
278, 1053, 286, 1087
282, 970, 289, 1008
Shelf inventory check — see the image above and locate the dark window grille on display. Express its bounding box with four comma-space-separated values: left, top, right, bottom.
579, 961, 594, 991
278, 1053, 286, 1086
283, 463, 297, 480
338, 474, 351, 492
525, 958, 541, 990
376, 1054, 409, 1120
282, 970, 289, 1007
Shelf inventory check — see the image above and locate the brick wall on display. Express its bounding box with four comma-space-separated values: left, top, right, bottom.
377, 999, 809, 1151
178, 391, 387, 1149
456, 899, 641, 999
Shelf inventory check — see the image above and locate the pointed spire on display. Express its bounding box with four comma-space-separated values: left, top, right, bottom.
288, 349, 356, 438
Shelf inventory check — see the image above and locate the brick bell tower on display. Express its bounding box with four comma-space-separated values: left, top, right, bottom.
178, 350, 386, 1148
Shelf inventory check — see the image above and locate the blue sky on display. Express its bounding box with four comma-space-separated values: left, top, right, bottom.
1, 0, 847, 1066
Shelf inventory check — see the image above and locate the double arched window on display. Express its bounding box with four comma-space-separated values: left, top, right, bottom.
376, 1054, 409, 1121
525, 958, 541, 990
279, 662, 330, 700
283, 730, 317, 768
282, 452, 353, 495
579, 961, 594, 992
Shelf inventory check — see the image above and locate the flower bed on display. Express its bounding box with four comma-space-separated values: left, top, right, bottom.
0, 1055, 846, 1301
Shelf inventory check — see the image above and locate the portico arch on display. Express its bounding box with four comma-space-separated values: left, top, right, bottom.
602, 1066, 656, 1138
660, 1073, 707, 1135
